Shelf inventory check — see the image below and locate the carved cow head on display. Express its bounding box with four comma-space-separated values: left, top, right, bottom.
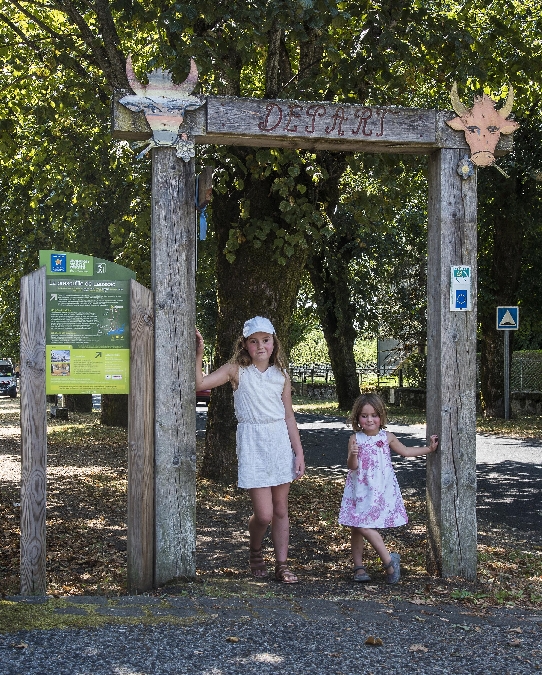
119, 55, 202, 148
446, 83, 519, 167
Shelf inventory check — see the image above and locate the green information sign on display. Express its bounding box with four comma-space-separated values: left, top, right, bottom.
39, 251, 136, 395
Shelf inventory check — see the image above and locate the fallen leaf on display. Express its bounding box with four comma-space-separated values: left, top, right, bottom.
509, 639, 522, 647
509, 627, 523, 634
409, 644, 428, 653
365, 636, 383, 646
11, 643, 28, 649
226, 636, 239, 643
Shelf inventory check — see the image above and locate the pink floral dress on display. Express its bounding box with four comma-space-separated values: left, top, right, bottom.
338, 429, 408, 529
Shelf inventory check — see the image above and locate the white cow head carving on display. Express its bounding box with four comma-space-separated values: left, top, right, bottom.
119, 56, 203, 159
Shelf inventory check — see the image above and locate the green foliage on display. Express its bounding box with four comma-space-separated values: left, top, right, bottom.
290, 327, 376, 365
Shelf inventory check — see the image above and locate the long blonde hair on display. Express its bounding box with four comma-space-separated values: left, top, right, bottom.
230, 333, 288, 371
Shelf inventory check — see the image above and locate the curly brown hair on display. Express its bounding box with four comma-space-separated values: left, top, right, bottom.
350, 392, 388, 431
230, 334, 288, 371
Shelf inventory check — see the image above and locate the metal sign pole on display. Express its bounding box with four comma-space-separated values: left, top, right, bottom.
504, 330, 510, 421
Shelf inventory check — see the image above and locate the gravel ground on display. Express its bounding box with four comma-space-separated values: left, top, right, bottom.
1, 596, 541, 674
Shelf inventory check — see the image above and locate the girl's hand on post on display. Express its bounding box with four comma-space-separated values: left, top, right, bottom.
429, 434, 439, 453
195, 329, 204, 357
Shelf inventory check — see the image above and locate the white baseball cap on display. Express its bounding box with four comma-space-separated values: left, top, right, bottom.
242, 316, 275, 338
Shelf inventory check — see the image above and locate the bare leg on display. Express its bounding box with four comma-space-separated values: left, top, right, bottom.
249, 483, 296, 582
248, 487, 273, 577
269, 483, 291, 562
359, 527, 394, 572
351, 527, 366, 567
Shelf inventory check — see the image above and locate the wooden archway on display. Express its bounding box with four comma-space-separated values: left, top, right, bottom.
21, 87, 512, 595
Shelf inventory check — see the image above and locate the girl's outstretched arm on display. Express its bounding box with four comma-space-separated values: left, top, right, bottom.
281, 373, 305, 479
387, 432, 439, 457
195, 329, 237, 390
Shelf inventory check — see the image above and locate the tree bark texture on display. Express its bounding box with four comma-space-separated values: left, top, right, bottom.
101, 394, 128, 427
426, 148, 478, 581
151, 147, 196, 584
307, 249, 360, 411
306, 154, 359, 411
64, 393, 93, 413
199, 152, 308, 482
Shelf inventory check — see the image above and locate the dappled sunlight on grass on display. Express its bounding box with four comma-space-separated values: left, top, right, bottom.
476, 415, 542, 439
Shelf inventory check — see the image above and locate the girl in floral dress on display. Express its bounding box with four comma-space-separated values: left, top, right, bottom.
338, 393, 438, 584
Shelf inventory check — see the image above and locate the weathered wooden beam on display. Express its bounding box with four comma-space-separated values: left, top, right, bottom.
128, 279, 154, 593
112, 96, 512, 155
20, 267, 47, 596
426, 148, 478, 580
152, 147, 197, 585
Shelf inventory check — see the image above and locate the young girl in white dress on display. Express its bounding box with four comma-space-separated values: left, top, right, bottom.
338, 392, 438, 584
195, 316, 305, 583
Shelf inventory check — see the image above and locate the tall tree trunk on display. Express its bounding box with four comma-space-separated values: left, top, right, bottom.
307, 260, 360, 410
64, 393, 93, 413
306, 153, 359, 411
101, 393, 128, 427
199, 152, 308, 482
479, 174, 523, 417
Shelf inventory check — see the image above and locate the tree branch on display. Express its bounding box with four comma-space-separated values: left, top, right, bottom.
93, 0, 129, 88
51, 0, 129, 88
265, 17, 282, 99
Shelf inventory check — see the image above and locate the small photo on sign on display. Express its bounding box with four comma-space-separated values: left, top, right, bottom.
50, 349, 70, 376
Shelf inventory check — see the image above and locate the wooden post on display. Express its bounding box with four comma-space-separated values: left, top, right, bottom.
20, 267, 47, 595
128, 280, 155, 593
152, 147, 197, 585
426, 148, 478, 580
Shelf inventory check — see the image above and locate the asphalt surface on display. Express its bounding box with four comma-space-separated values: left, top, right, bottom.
290, 412, 542, 539
1, 409, 541, 674
1, 596, 541, 674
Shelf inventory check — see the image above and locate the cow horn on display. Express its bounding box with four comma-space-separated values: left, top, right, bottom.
499, 85, 514, 119
125, 54, 145, 96
450, 82, 469, 117
170, 58, 199, 96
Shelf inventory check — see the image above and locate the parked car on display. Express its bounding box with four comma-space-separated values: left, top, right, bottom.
0, 359, 17, 398
196, 389, 211, 405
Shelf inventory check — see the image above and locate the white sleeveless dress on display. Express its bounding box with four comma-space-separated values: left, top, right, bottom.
338, 429, 408, 528
234, 364, 296, 489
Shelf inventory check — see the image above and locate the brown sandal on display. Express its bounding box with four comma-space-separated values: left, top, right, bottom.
275, 562, 298, 584
249, 547, 268, 578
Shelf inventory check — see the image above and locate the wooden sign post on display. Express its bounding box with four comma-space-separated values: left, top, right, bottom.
113, 67, 515, 584
151, 148, 197, 585
19, 268, 47, 595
